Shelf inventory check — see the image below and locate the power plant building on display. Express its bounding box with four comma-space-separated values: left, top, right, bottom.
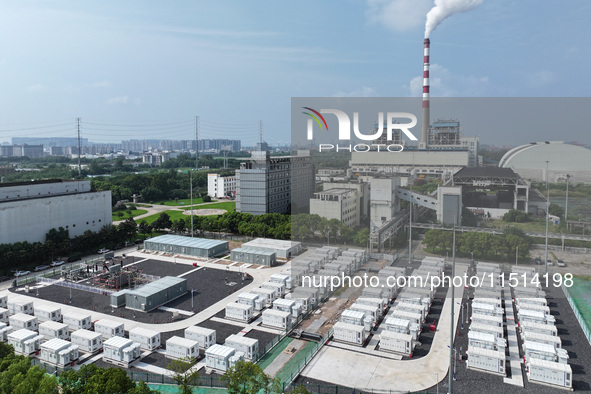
144, 235, 229, 258
230, 247, 277, 267
0, 180, 112, 244
123, 276, 188, 312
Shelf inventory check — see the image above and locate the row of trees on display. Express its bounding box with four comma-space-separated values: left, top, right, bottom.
423, 227, 532, 261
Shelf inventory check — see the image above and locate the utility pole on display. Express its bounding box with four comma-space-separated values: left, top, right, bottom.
565, 174, 570, 221
77, 117, 81, 176
259, 120, 263, 145
449, 222, 456, 394
190, 171, 194, 238
545, 161, 549, 276
195, 116, 200, 170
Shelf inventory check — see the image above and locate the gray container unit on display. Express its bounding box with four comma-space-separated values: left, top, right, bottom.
7, 300, 33, 315
110, 290, 130, 308
514, 287, 546, 299
39, 338, 79, 368
291, 286, 319, 304
94, 319, 124, 339
144, 234, 229, 258
361, 286, 390, 304
185, 326, 216, 349
288, 267, 308, 286
9, 313, 38, 331
129, 327, 161, 351
34, 304, 62, 323
124, 276, 188, 312
0, 307, 8, 324
103, 337, 141, 367
63, 313, 92, 331
39, 321, 70, 341
231, 247, 277, 267
301, 275, 329, 299
286, 291, 312, 313
0, 322, 12, 342
379, 266, 408, 278
527, 358, 572, 389
166, 336, 199, 360
292, 260, 316, 274
225, 334, 259, 361
269, 273, 292, 290
473, 288, 503, 300
205, 344, 243, 372
0, 295, 6, 308
8, 329, 43, 355
71, 329, 103, 353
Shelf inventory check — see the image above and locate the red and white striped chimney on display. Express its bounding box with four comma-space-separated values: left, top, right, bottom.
421, 38, 430, 146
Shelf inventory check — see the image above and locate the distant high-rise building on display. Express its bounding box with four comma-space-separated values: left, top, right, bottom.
12, 137, 89, 148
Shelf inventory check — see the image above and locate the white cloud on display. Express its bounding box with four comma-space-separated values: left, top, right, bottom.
87, 80, 112, 88
526, 71, 556, 88
333, 86, 379, 97
366, 0, 433, 32
25, 84, 45, 92
406, 63, 489, 97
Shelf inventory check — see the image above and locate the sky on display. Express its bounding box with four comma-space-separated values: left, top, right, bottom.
0, 0, 589, 147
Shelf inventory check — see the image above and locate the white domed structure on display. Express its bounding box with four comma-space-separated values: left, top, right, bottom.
499, 141, 591, 183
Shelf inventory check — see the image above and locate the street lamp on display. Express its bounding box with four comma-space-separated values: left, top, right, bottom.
544, 161, 550, 276
191, 288, 196, 311
515, 245, 519, 266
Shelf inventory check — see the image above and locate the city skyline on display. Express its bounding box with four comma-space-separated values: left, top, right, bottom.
0, 1, 589, 146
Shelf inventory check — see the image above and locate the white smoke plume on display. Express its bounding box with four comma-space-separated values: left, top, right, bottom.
425, 0, 483, 38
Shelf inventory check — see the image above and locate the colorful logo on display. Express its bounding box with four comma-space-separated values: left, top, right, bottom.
302, 107, 328, 132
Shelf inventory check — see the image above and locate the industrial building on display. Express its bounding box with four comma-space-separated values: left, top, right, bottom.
0, 180, 111, 244
122, 276, 188, 312
309, 188, 360, 227
144, 235, 229, 258
207, 173, 237, 198
499, 141, 591, 183
236, 150, 315, 215
230, 247, 277, 267
241, 238, 302, 259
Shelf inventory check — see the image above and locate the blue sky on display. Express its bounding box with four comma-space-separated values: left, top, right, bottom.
0, 0, 589, 146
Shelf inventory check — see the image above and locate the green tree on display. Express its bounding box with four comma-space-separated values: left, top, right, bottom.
118, 217, 138, 240
127, 381, 158, 394
167, 357, 201, 394
138, 220, 151, 239
288, 385, 311, 394
152, 212, 172, 232
221, 360, 281, 394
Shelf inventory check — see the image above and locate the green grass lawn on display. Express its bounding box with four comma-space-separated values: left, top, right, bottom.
112, 209, 148, 221
137, 202, 234, 225
159, 198, 205, 206
189, 201, 236, 212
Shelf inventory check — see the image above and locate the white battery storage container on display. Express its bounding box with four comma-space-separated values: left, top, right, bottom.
516, 303, 551, 316
273, 298, 299, 317
523, 341, 565, 364
225, 334, 259, 361
166, 336, 199, 360
0, 322, 12, 342
389, 309, 423, 327
103, 337, 141, 366
0, 307, 8, 323
205, 344, 243, 372
34, 304, 62, 323
515, 297, 547, 307
472, 297, 502, 309
237, 293, 264, 311
527, 357, 572, 389
185, 326, 216, 349
63, 313, 92, 331
379, 330, 414, 356
94, 319, 125, 339
349, 303, 380, 322
269, 273, 292, 290
129, 327, 161, 351
467, 347, 506, 375
262, 309, 292, 329
469, 323, 504, 338
470, 313, 503, 328
261, 281, 286, 297
361, 286, 390, 304
332, 321, 367, 345
393, 302, 426, 323
71, 329, 103, 353
8, 329, 43, 355
340, 310, 366, 326
468, 330, 506, 350
39, 321, 70, 341
471, 302, 504, 317
225, 303, 253, 323
0, 295, 6, 308
39, 338, 79, 368
356, 298, 386, 315
9, 313, 38, 331
7, 300, 33, 315
520, 321, 558, 337
250, 287, 277, 305
518, 309, 554, 325
522, 331, 562, 350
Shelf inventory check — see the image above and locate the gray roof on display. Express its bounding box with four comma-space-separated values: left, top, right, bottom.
129, 276, 186, 298
454, 167, 518, 179
146, 234, 228, 249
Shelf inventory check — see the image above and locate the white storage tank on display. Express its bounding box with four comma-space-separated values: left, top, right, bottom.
129, 327, 161, 351
39, 321, 70, 341
225, 303, 253, 323
34, 304, 62, 323
225, 334, 259, 361
0, 307, 8, 324
333, 321, 367, 346
185, 326, 216, 349
380, 330, 414, 356
262, 309, 292, 330
520, 321, 558, 337
166, 336, 199, 360
9, 313, 38, 331
39, 338, 79, 368
205, 344, 242, 372
527, 357, 572, 389
237, 293, 264, 311
103, 337, 141, 367
94, 319, 125, 340
7, 300, 33, 315
467, 347, 506, 375
63, 313, 92, 331
8, 329, 43, 355
470, 313, 503, 327
522, 331, 562, 350
71, 329, 103, 353
0, 322, 13, 342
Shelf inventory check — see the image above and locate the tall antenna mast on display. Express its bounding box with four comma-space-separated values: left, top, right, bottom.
77, 117, 81, 176
195, 116, 199, 170
259, 120, 263, 145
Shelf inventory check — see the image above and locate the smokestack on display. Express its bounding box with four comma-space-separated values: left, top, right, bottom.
421, 38, 430, 147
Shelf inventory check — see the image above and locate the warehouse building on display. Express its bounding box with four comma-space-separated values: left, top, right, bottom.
241, 238, 302, 259
230, 247, 277, 267
123, 276, 187, 312
144, 235, 229, 258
